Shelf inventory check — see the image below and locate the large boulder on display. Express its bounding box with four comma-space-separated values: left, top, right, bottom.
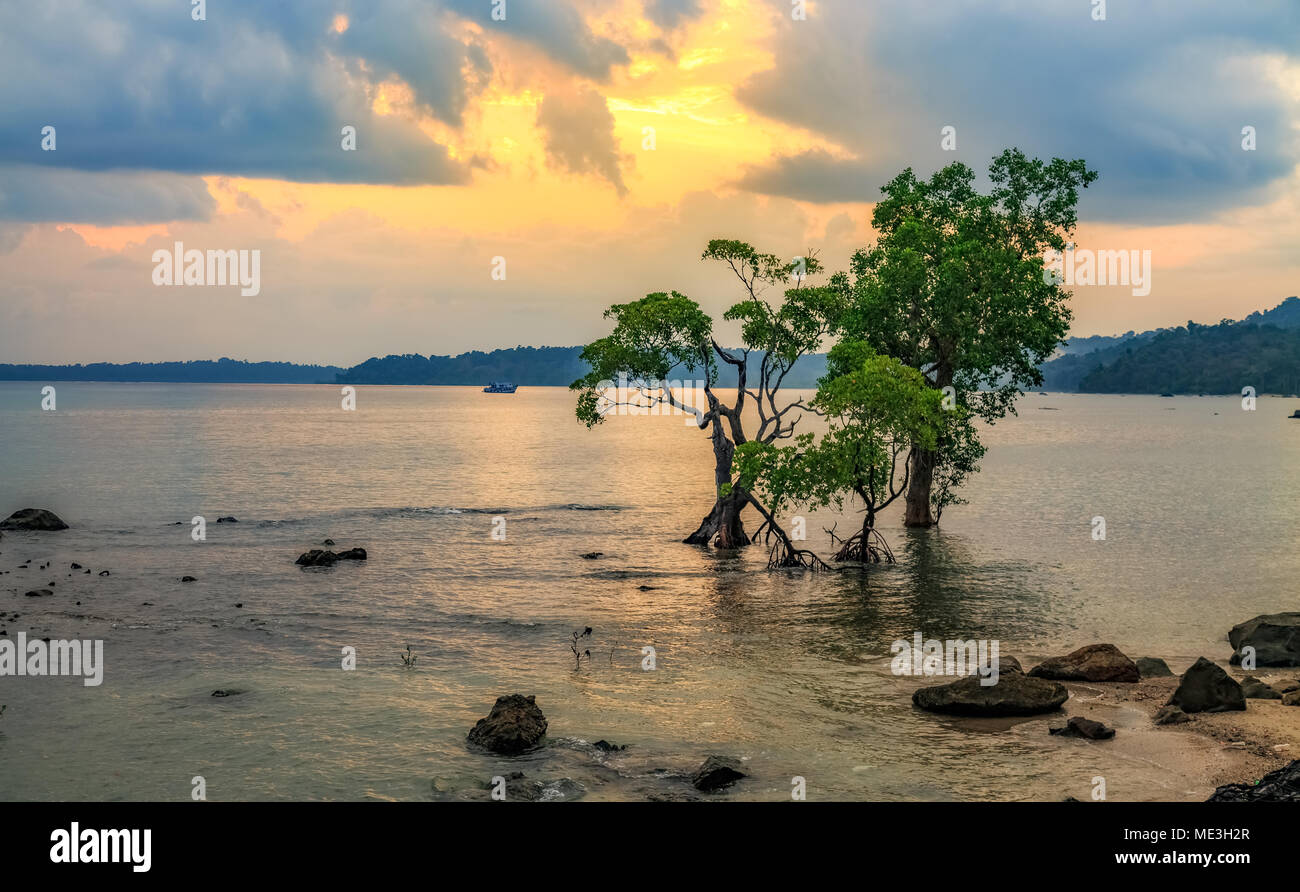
0, 508, 68, 531
691, 755, 747, 792
1028, 644, 1139, 682
912, 672, 1068, 716
1136, 657, 1174, 678
1207, 760, 1300, 802
1167, 657, 1245, 713
1229, 613, 1300, 667
466, 694, 548, 755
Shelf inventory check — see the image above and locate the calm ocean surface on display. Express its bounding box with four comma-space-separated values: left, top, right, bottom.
1, 383, 1297, 801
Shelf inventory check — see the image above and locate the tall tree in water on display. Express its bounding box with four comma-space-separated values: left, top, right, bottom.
841, 149, 1096, 526
571, 240, 842, 547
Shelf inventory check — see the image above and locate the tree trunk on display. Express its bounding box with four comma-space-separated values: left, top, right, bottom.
683, 415, 751, 547
903, 445, 936, 528
684, 489, 750, 547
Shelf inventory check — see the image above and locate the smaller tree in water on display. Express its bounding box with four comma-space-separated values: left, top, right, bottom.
734, 341, 944, 567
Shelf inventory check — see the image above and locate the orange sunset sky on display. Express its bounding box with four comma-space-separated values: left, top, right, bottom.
0, 0, 1297, 364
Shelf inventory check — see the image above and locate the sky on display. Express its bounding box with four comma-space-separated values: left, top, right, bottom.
0, 0, 1297, 365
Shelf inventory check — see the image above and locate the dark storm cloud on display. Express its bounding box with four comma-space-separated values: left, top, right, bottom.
0, 0, 634, 222
734, 0, 1300, 222
444, 0, 630, 79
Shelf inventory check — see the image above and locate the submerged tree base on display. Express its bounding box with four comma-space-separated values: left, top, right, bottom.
830, 526, 896, 564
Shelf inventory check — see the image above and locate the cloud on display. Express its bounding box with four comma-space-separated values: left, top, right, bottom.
445, 0, 630, 80
0, 0, 636, 223
644, 0, 705, 29
0, 167, 215, 224
535, 88, 631, 196
734, 0, 1300, 222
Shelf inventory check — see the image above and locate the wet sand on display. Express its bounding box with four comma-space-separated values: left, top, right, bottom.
1055, 666, 1300, 800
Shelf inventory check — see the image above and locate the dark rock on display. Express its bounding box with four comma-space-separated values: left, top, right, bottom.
1154, 705, 1191, 725
1240, 677, 1282, 700
494, 772, 584, 802
964, 654, 1024, 677
1136, 656, 1174, 678
581, 552, 603, 560
70, 563, 82, 570
1168, 657, 1245, 713
296, 548, 367, 567
23, 589, 52, 598
0, 508, 69, 531
1229, 613, 1300, 667
1029, 643, 1139, 682
181, 576, 197, 583
234, 603, 243, 608
467, 694, 548, 755
1049, 716, 1116, 740
593, 739, 626, 752
691, 755, 747, 792
98, 570, 110, 576
1207, 760, 1300, 802
913, 671, 1069, 716
211, 689, 244, 698
321, 538, 335, 546
215, 516, 238, 523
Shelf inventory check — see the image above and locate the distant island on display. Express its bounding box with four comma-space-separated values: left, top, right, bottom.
2, 297, 1296, 394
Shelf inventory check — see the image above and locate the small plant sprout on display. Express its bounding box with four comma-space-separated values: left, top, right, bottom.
400, 645, 417, 669
570, 627, 592, 669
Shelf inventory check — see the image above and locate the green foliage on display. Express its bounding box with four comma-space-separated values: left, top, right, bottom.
841, 149, 1095, 419
735, 342, 945, 526
569, 291, 715, 428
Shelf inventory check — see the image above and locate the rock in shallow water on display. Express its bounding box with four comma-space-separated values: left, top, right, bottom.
1028, 643, 1139, 682
1207, 760, 1300, 802
295, 547, 367, 567
1229, 613, 1300, 667
1136, 656, 1173, 678
467, 694, 548, 755
691, 755, 747, 792
1167, 657, 1245, 713
0, 508, 69, 531
1049, 716, 1115, 740
912, 672, 1068, 716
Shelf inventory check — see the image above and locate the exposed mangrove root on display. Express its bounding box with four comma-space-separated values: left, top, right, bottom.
744, 493, 836, 570
827, 524, 896, 564
766, 536, 836, 570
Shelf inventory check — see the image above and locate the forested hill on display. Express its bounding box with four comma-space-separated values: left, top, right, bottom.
1040, 296, 1300, 393
335, 347, 588, 386
1076, 321, 1300, 394
0, 358, 343, 383
331, 347, 827, 388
